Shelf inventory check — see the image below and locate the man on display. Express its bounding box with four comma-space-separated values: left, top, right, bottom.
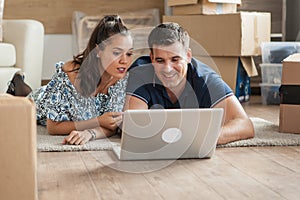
124, 22, 254, 145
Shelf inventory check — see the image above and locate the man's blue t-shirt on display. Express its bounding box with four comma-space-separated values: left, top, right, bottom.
126, 56, 233, 109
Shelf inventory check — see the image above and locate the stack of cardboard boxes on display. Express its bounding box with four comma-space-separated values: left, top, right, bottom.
259, 42, 300, 105
164, 0, 271, 102
279, 53, 300, 134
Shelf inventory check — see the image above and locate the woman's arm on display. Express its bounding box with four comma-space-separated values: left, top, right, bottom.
47, 118, 99, 135
47, 111, 123, 135
62, 126, 115, 145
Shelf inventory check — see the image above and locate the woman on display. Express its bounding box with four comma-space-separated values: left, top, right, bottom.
8, 15, 134, 145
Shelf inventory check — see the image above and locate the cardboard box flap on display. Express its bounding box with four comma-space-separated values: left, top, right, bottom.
282, 53, 300, 84
209, 0, 241, 4
168, 0, 198, 7
283, 53, 300, 62
172, 1, 238, 15
255, 12, 272, 56
168, 0, 241, 6
240, 56, 258, 77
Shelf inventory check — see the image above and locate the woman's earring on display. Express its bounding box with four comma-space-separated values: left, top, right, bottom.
96, 54, 100, 58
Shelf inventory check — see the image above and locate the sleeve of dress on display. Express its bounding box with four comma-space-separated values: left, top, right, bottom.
46, 86, 72, 122
44, 61, 76, 122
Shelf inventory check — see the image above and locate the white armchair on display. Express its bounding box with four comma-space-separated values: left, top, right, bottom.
0, 19, 44, 93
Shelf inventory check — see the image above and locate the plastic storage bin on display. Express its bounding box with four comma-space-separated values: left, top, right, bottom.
261, 42, 300, 63
259, 63, 282, 84
259, 83, 281, 105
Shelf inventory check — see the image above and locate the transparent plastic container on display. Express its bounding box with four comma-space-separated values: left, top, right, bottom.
261, 42, 300, 63
259, 83, 281, 105
259, 63, 282, 84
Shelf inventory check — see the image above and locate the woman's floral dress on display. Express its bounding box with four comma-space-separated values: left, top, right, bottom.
28, 61, 128, 126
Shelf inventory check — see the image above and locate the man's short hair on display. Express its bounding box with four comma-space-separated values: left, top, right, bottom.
148, 22, 190, 52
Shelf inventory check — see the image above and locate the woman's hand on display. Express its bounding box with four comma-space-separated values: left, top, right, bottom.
97, 112, 123, 130
62, 130, 92, 145
62, 126, 116, 145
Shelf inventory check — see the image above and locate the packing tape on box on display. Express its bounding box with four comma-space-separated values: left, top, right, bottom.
279, 85, 300, 104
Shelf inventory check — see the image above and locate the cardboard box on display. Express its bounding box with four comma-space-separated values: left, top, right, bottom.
279, 53, 300, 133
0, 94, 37, 200
168, 0, 241, 7
279, 104, 300, 134
173, 3, 237, 15
281, 53, 300, 85
195, 56, 257, 102
172, 0, 239, 15
163, 12, 271, 56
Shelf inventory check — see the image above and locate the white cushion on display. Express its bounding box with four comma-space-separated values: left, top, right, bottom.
0, 43, 16, 67
2, 19, 44, 92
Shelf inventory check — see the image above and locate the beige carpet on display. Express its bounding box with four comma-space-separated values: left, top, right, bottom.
37, 117, 300, 152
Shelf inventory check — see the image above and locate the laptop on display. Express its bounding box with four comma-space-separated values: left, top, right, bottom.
112, 108, 224, 160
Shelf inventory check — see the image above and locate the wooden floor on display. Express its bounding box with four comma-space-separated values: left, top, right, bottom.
37, 96, 300, 200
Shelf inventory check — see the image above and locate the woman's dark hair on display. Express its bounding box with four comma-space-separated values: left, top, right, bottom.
73, 15, 130, 97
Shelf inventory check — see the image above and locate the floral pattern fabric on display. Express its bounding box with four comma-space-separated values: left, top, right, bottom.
28, 61, 128, 126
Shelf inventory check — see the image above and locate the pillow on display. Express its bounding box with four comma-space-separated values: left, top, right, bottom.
0, 43, 16, 67
0, 0, 4, 42
72, 9, 160, 55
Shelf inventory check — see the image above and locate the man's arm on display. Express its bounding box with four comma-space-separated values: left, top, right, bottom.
123, 94, 148, 110
124, 93, 254, 145
213, 95, 254, 145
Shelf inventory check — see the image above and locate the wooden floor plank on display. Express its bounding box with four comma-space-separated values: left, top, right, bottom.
142, 160, 223, 199
80, 151, 164, 200
290, 146, 300, 153
218, 147, 300, 200
182, 150, 283, 200
250, 146, 300, 173
37, 152, 100, 200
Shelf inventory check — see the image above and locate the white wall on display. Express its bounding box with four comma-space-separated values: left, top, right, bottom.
42, 34, 73, 79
